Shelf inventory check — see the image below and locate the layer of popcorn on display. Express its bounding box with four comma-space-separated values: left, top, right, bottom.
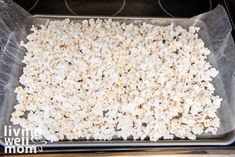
11, 19, 222, 142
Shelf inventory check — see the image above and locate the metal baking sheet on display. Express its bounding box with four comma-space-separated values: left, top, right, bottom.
1, 15, 235, 147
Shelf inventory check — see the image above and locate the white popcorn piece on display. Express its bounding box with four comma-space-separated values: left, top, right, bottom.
11, 19, 222, 142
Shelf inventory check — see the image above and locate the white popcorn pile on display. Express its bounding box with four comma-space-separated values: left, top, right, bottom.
11, 19, 222, 142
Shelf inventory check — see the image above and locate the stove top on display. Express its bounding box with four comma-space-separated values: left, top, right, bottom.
12, 0, 235, 32
12, 0, 218, 17
12, 0, 235, 34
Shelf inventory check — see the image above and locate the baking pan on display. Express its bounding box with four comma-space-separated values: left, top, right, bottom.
0, 15, 235, 147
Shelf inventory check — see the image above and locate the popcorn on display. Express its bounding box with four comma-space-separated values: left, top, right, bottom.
11, 19, 222, 142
